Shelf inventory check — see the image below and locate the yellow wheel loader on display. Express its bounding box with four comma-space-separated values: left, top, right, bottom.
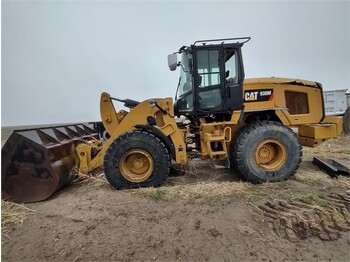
2, 37, 343, 203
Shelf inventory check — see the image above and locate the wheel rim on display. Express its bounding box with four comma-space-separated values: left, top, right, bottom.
254, 139, 287, 171
119, 149, 154, 183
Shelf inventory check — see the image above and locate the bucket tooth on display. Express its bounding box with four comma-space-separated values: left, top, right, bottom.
75, 125, 91, 136
52, 128, 71, 140
2, 123, 98, 203
37, 129, 60, 145
64, 126, 80, 138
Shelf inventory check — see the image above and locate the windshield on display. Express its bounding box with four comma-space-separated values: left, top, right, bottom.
176, 52, 192, 99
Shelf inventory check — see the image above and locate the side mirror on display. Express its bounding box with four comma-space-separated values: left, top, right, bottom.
167, 53, 178, 71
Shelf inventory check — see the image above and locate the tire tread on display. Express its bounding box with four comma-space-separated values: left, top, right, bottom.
231, 121, 302, 183
103, 131, 170, 189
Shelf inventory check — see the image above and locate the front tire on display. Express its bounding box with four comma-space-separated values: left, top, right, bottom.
232, 121, 302, 183
103, 131, 170, 189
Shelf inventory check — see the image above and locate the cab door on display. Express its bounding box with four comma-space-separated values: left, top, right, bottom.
222, 48, 244, 111
193, 46, 244, 116
194, 47, 224, 115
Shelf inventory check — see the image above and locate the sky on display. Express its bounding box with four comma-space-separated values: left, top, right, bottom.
1, 0, 349, 126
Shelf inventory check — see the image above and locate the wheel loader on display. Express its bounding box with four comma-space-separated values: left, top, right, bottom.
2, 37, 343, 203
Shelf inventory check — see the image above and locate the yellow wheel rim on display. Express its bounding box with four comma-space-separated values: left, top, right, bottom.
119, 149, 154, 183
254, 139, 287, 171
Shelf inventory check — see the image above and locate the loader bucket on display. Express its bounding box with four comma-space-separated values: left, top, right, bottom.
1, 124, 99, 203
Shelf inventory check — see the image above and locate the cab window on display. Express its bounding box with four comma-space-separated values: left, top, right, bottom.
196, 50, 221, 88
225, 51, 238, 84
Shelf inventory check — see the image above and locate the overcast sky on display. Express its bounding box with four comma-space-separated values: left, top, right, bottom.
2, 0, 349, 126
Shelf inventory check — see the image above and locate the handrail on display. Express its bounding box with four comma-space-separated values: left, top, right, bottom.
193, 37, 251, 46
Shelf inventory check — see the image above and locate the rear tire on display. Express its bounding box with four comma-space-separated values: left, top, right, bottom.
103, 131, 170, 189
232, 121, 302, 183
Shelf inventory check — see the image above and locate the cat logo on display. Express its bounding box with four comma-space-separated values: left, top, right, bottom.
244, 89, 274, 103
245, 91, 259, 101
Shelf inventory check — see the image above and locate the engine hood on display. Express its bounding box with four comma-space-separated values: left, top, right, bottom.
244, 77, 319, 88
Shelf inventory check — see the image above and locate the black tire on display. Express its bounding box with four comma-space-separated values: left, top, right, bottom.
103, 130, 170, 189
343, 107, 350, 135
229, 127, 245, 170
232, 121, 302, 183
102, 130, 111, 141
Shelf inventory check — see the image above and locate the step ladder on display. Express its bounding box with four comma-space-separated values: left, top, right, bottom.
203, 128, 232, 169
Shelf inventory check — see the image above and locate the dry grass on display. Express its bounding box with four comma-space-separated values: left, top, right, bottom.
1, 201, 35, 239
303, 135, 350, 160
136, 180, 282, 203
295, 170, 333, 186
71, 167, 108, 187
171, 160, 198, 176
295, 170, 350, 189
295, 134, 350, 188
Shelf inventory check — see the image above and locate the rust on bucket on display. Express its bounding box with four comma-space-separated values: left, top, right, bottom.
1, 124, 98, 203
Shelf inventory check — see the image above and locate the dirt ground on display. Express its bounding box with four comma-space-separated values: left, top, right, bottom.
1, 127, 350, 261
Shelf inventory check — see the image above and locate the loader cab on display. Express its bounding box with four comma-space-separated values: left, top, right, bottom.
171, 37, 250, 121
